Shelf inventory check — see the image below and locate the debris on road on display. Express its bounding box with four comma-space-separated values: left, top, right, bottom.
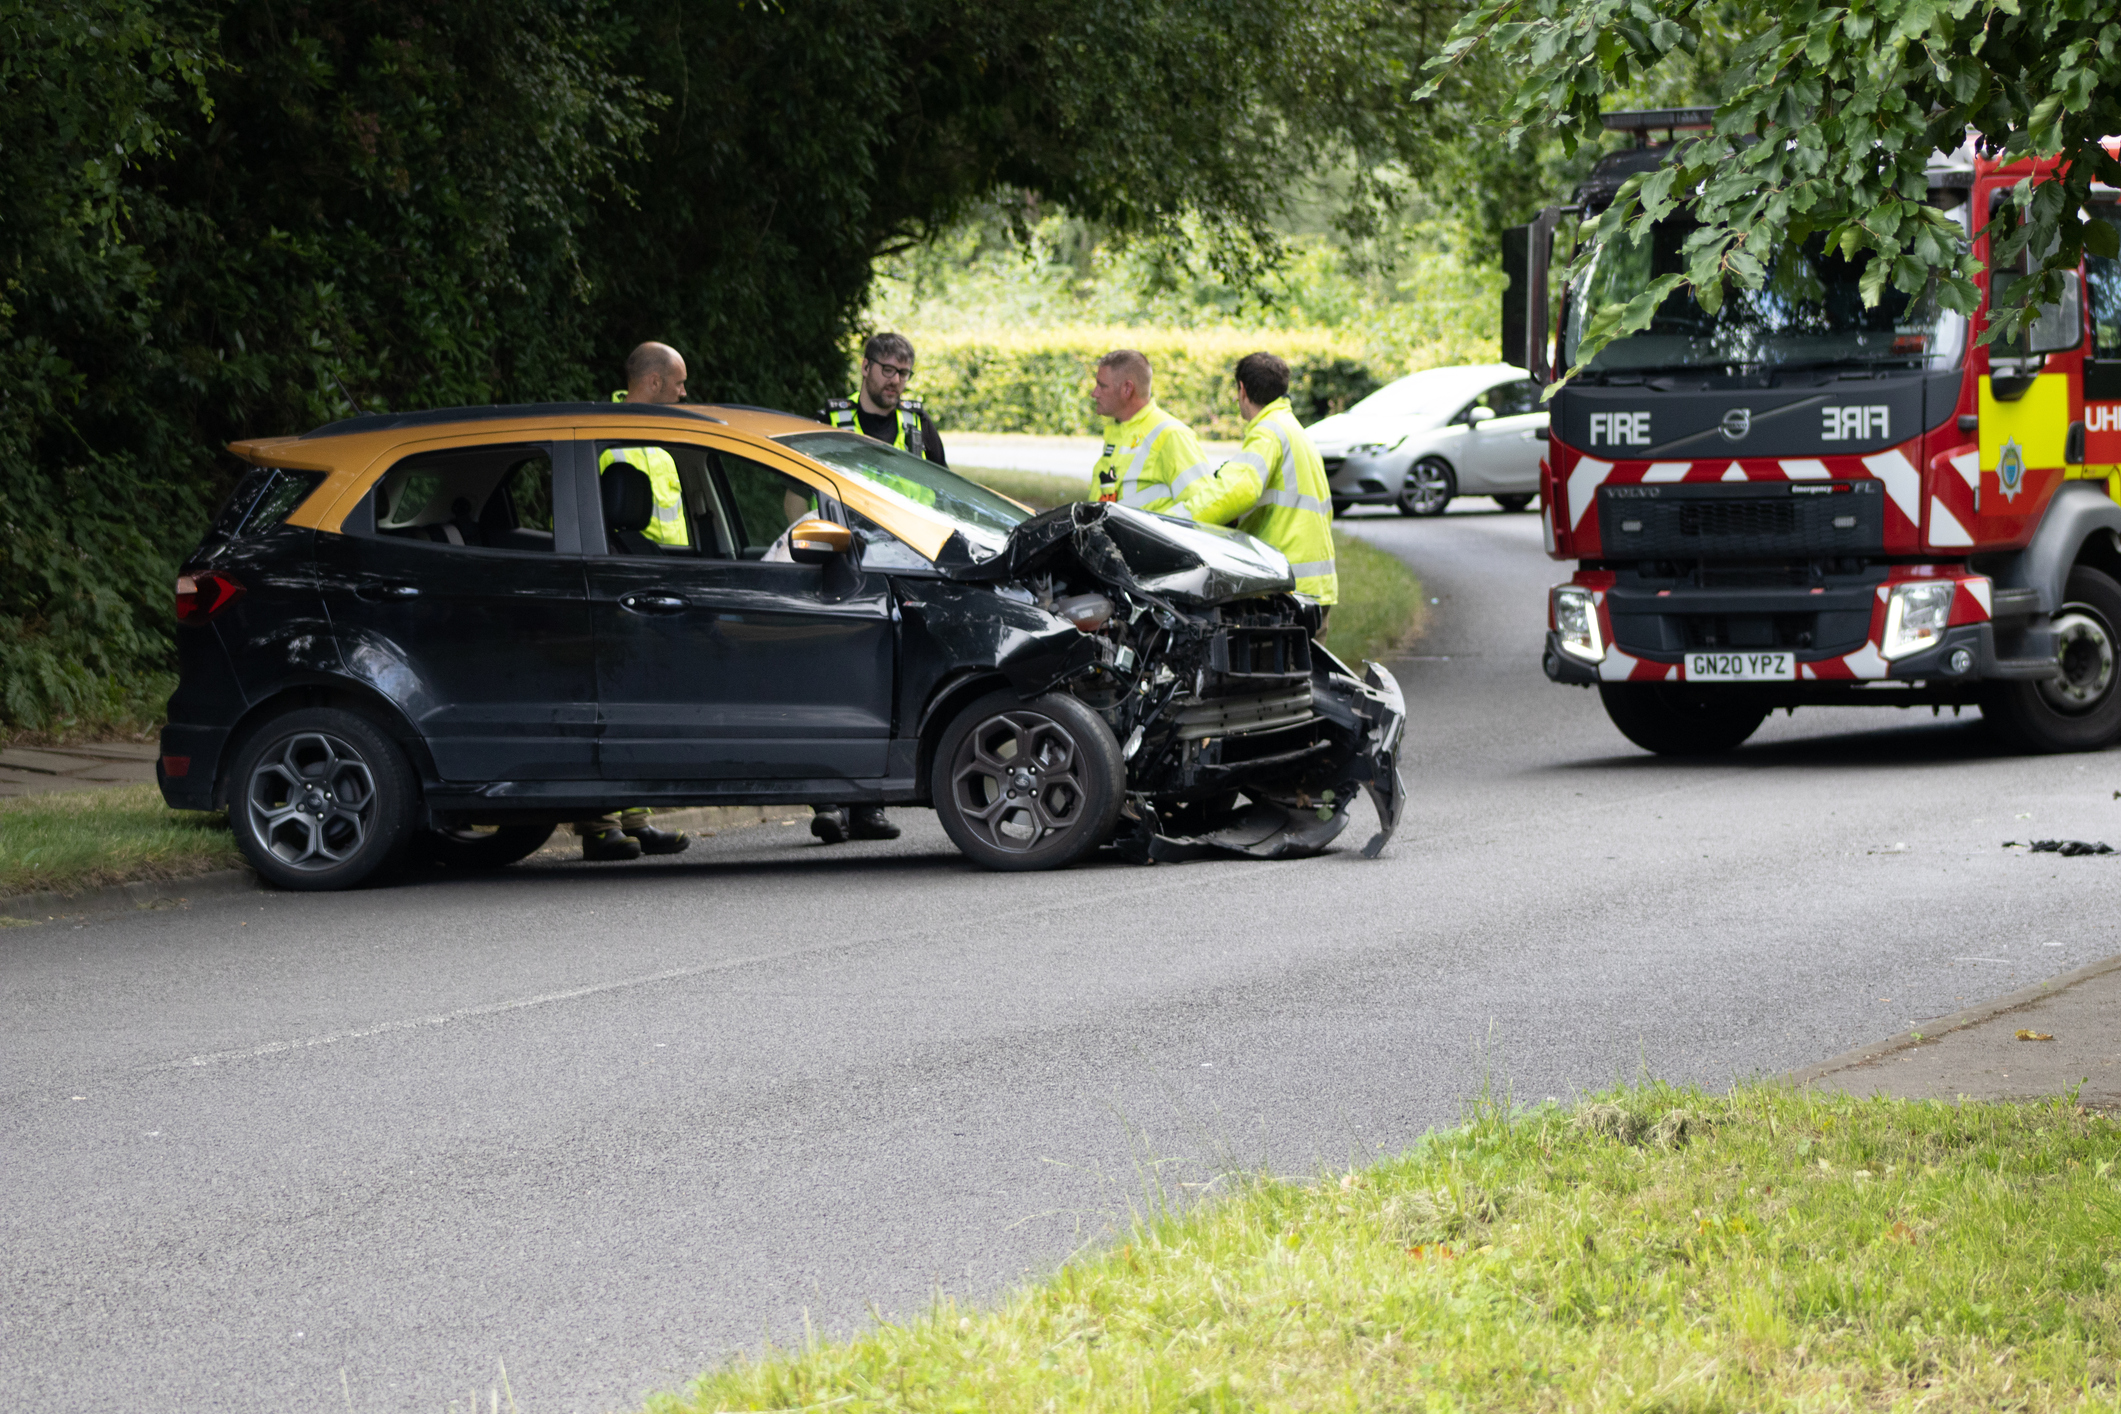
2002, 840, 2115, 855
2015, 1029, 2056, 1042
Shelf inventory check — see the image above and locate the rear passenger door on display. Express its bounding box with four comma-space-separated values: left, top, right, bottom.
583, 438, 896, 783
316, 440, 599, 781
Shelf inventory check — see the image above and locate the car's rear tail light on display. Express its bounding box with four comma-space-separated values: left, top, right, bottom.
175, 571, 245, 624
160, 755, 191, 778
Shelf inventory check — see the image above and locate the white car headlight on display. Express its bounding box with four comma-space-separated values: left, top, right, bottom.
1891, 580, 1951, 657
1553, 585, 1604, 663
1881, 582, 1956, 660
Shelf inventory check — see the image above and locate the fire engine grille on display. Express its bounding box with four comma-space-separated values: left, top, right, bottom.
1596, 480, 1884, 558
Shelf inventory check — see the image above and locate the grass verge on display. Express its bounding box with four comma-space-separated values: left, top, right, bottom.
0, 784, 238, 899
648, 1084, 2120, 1412
958, 465, 1424, 667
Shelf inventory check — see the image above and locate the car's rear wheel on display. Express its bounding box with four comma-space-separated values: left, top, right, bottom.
1331, 497, 1351, 516
1398, 458, 1455, 517
1983, 566, 2121, 753
409, 823, 556, 870
1598, 683, 1768, 755
229, 707, 419, 890
1493, 493, 1534, 513
931, 689, 1124, 871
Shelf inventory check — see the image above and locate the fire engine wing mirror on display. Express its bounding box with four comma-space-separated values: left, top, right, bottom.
786, 517, 853, 565
1501, 207, 1562, 384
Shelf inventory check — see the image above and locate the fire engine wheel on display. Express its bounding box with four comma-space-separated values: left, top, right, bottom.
1597, 683, 1768, 756
407, 823, 556, 870
1493, 493, 1535, 513
1397, 458, 1455, 517
1983, 566, 2121, 754
932, 688, 1125, 872
229, 707, 419, 890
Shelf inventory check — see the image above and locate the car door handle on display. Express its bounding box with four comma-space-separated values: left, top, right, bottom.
354, 582, 421, 601
619, 592, 688, 615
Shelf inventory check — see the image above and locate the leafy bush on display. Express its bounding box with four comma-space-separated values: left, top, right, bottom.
914, 327, 1391, 439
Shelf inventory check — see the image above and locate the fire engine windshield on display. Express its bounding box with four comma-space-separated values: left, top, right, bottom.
1562, 220, 1967, 376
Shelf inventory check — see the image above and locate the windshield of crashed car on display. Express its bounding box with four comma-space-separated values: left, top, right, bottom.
777, 432, 1029, 551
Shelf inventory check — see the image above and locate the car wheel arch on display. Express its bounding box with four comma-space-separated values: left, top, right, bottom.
215, 679, 433, 810
913, 669, 1015, 802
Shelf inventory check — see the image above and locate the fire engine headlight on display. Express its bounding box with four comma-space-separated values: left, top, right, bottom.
1553, 585, 1604, 663
1881, 582, 1956, 661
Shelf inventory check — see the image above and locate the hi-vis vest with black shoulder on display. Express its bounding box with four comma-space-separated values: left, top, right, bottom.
602, 389, 688, 548
824, 397, 926, 460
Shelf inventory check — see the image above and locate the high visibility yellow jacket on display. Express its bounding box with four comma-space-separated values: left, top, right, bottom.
602, 391, 688, 548
1179, 397, 1337, 603
598, 445, 688, 547
1088, 403, 1212, 513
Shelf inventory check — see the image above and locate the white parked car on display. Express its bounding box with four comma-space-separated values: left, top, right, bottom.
1307, 363, 1548, 517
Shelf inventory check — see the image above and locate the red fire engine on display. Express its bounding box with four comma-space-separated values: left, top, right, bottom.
1511, 110, 2121, 754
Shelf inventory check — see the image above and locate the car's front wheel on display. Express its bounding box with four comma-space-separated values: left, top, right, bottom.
1398, 458, 1455, 517
931, 689, 1124, 871
229, 707, 419, 890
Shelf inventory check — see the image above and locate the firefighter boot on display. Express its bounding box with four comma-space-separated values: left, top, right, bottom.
848, 806, 901, 841
580, 828, 642, 862
626, 825, 690, 856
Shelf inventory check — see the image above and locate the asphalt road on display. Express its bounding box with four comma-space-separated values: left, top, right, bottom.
9, 502, 2120, 1414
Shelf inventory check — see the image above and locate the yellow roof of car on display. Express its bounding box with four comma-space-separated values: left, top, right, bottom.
240, 403, 957, 560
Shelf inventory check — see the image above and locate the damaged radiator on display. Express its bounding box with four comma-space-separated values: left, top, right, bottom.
1168, 685, 1316, 741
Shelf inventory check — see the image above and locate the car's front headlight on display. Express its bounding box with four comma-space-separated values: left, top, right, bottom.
1553, 585, 1604, 663
1881, 581, 1956, 660
1351, 437, 1407, 456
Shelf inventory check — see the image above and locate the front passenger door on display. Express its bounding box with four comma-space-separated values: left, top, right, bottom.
584, 441, 896, 783
1462, 377, 1548, 494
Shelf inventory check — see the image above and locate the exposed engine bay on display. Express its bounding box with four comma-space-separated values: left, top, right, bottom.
928, 501, 1407, 862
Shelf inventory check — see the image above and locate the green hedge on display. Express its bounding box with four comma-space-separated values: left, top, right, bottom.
907, 326, 1388, 439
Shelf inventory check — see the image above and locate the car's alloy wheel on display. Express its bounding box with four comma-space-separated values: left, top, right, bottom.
1984, 566, 2121, 753
230, 707, 418, 890
1397, 458, 1455, 517
931, 689, 1124, 871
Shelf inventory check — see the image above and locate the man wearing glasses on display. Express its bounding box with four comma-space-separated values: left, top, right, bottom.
807, 332, 942, 845
820, 332, 948, 468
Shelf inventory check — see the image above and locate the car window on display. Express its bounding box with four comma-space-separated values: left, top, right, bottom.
592, 441, 734, 556
364, 444, 560, 552
213, 467, 325, 538
1456, 380, 1544, 423
1487, 379, 1544, 417
713, 451, 828, 559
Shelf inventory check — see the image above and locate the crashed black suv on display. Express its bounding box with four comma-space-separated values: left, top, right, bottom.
160, 402, 1406, 888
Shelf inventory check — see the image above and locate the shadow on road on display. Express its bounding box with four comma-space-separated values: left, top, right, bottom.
1538, 715, 2018, 777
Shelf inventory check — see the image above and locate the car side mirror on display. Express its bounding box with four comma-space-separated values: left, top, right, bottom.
1467, 406, 1497, 427
786, 517, 853, 565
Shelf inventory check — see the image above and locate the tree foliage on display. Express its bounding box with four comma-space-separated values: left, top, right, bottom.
1, 0, 1451, 729
1427, 0, 2121, 373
